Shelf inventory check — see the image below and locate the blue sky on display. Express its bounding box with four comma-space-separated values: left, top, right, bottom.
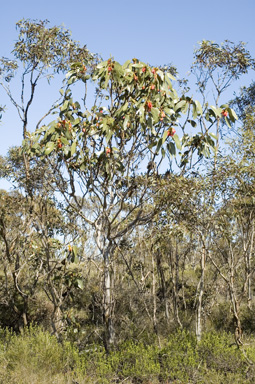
0, 0, 254, 160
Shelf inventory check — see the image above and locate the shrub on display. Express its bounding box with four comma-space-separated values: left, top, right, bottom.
113, 341, 160, 383
0, 325, 86, 384
159, 329, 199, 383
197, 331, 245, 374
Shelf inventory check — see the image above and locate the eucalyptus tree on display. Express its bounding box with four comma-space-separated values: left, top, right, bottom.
191, 40, 254, 161
0, 146, 87, 333
206, 110, 255, 345
0, 20, 97, 332
26, 53, 237, 349
0, 18, 96, 200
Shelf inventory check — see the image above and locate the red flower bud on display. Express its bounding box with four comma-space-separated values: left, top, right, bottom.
147, 101, 152, 110
167, 128, 176, 137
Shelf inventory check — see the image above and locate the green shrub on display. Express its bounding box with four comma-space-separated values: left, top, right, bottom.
159, 329, 199, 383
0, 325, 86, 384
1, 327, 255, 383
113, 341, 160, 383
82, 345, 116, 384
198, 331, 245, 374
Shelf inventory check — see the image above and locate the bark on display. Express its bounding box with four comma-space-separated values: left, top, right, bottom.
51, 305, 64, 336
229, 244, 243, 346
169, 240, 182, 328
103, 246, 115, 351
156, 249, 169, 322
196, 242, 206, 342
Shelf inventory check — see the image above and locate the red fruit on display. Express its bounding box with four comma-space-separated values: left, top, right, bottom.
147, 101, 152, 110
142, 66, 146, 73
106, 147, 111, 154
167, 128, 176, 137
151, 84, 155, 90
81, 65, 87, 73
108, 66, 112, 73
152, 68, 156, 74
57, 142, 62, 149
221, 109, 228, 117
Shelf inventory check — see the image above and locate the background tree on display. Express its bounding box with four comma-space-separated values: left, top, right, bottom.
191, 40, 254, 164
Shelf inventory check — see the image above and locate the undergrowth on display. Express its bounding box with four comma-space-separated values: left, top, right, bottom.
1, 326, 255, 383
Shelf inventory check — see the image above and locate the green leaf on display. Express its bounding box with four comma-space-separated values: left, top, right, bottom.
175, 100, 187, 113
188, 119, 197, 128
209, 106, 221, 118
97, 60, 108, 69
162, 130, 168, 144
194, 100, 203, 115
166, 72, 176, 81
61, 137, 69, 145
148, 141, 157, 149
132, 63, 144, 68
73, 245, 78, 257
156, 138, 163, 153
209, 106, 217, 117
138, 105, 145, 123
209, 132, 218, 140
151, 107, 159, 123
77, 279, 84, 289
229, 108, 238, 122
192, 103, 197, 119
167, 142, 176, 157
45, 141, 55, 155
173, 134, 182, 150
61, 100, 69, 112
102, 74, 110, 89
165, 74, 173, 89
71, 246, 79, 264
67, 75, 77, 85
105, 130, 113, 143
164, 107, 175, 116
71, 141, 76, 156
225, 116, 231, 128
123, 60, 131, 69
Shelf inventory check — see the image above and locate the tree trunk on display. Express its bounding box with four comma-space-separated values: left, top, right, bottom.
156, 250, 169, 323
169, 240, 182, 328
103, 246, 115, 351
51, 305, 64, 336
196, 243, 206, 342
229, 244, 243, 346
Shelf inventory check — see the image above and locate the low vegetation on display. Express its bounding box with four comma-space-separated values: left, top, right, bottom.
1, 326, 255, 384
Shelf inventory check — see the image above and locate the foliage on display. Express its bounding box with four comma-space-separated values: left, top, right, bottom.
1, 328, 255, 383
